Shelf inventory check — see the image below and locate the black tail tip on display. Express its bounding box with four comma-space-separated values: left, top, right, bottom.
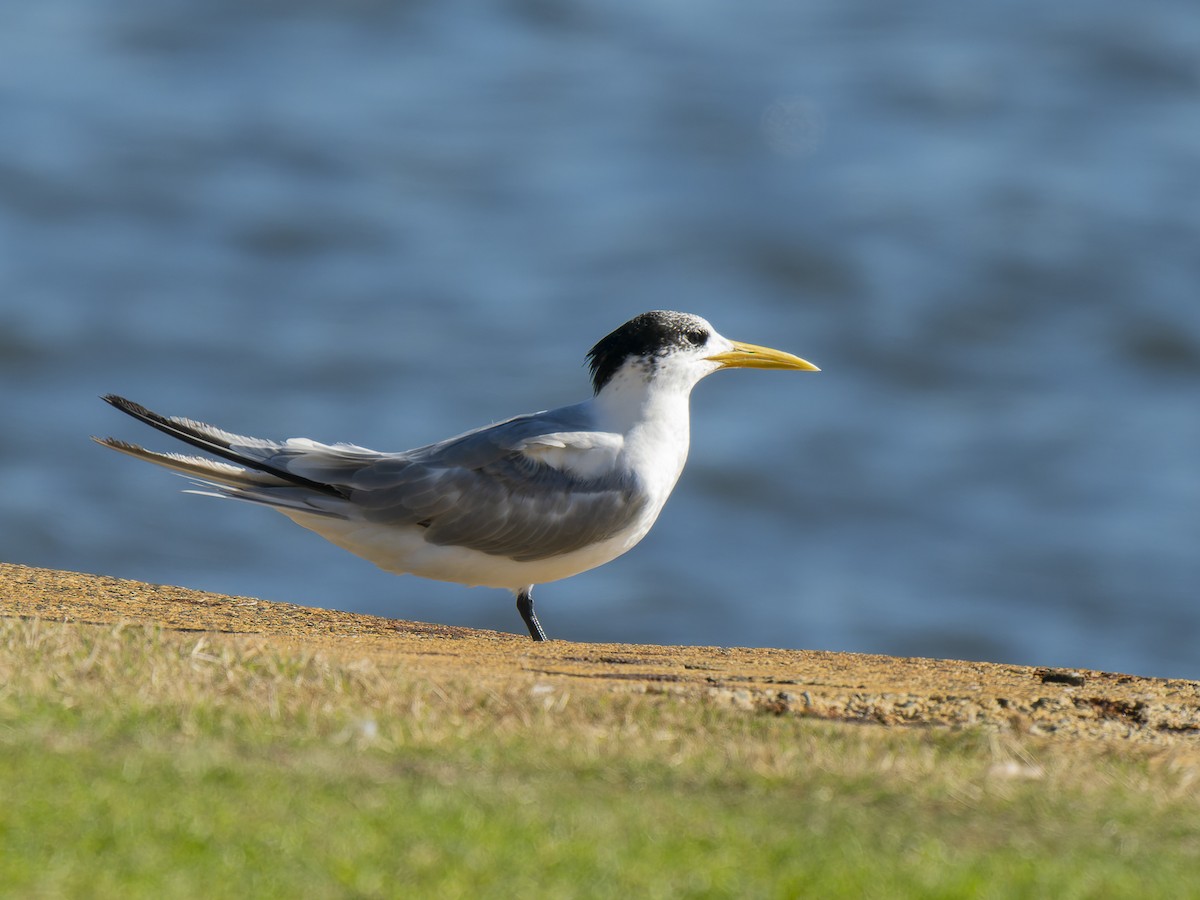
102, 394, 152, 418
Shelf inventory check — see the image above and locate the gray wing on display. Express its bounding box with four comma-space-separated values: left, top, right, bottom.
99, 396, 648, 562
334, 408, 649, 562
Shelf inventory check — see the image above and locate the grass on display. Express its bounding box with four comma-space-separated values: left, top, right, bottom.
1, 617, 1198, 898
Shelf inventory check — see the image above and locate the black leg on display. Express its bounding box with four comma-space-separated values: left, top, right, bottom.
516, 587, 548, 642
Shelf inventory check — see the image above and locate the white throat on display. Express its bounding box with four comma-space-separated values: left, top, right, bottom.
590, 357, 713, 500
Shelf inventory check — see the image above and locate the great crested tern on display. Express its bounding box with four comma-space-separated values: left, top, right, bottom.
95, 310, 818, 640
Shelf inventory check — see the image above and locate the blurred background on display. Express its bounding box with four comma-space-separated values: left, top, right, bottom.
2, 1, 1197, 677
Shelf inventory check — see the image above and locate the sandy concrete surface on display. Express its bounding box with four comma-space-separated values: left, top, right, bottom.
3, 562, 1198, 748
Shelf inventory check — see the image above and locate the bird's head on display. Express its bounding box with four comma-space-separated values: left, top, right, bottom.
586, 310, 818, 397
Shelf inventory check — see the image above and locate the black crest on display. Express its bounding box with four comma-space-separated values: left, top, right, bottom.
585, 311, 711, 394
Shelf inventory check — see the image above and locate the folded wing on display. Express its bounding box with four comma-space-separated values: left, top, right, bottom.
96, 396, 646, 562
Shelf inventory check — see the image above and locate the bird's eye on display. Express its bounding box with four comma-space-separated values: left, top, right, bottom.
685, 328, 709, 346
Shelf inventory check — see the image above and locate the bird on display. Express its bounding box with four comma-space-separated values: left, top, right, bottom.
95, 310, 818, 641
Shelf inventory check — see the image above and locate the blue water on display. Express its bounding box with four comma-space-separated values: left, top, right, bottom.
3, 2, 1198, 677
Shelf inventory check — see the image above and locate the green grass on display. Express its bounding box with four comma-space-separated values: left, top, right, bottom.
1, 618, 1198, 898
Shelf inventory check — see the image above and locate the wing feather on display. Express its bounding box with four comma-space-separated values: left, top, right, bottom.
100, 397, 647, 562
351, 422, 645, 561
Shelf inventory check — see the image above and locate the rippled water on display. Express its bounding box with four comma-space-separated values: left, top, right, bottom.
2, 1, 1198, 676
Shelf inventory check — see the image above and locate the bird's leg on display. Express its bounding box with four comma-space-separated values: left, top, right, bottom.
516, 587, 548, 642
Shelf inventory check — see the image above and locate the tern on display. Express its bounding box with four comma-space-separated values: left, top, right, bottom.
95, 310, 818, 640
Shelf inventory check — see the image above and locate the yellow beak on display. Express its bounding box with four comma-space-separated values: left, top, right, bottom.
706, 340, 820, 372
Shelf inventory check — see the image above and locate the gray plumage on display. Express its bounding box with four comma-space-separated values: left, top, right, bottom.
97, 396, 646, 563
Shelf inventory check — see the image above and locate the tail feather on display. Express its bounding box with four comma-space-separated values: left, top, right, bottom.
92, 436, 347, 518
99, 395, 345, 499
92, 437, 285, 489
